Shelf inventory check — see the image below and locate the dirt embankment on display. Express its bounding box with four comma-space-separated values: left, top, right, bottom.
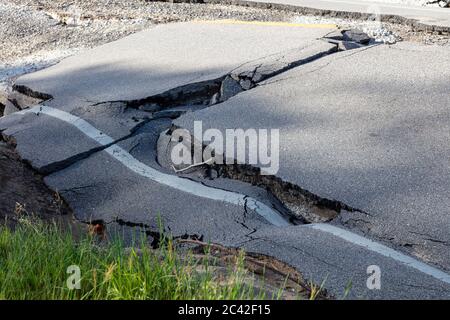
0, 141, 72, 225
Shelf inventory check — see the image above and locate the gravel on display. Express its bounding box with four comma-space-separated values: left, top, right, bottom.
290, 15, 404, 44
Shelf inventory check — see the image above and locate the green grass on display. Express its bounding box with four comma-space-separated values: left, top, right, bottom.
0, 218, 267, 300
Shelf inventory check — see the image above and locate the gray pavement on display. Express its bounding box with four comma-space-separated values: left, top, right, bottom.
175, 42, 450, 270
244, 225, 450, 299
1, 21, 450, 298
14, 21, 334, 110
44, 136, 270, 247
4, 22, 335, 173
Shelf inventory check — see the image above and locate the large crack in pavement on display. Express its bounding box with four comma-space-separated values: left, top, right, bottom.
1, 107, 154, 175
164, 41, 450, 271
1, 34, 377, 227
3, 28, 450, 297
201, 163, 371, 223
90, 40, 339, 114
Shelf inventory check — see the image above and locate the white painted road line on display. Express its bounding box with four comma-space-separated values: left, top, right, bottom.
19, 105, 290, 227
309, 224, 450, 285
18, 105, 450, 286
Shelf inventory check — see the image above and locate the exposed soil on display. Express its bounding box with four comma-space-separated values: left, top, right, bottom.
0, 140, 72, 226
180, 240, 329, 299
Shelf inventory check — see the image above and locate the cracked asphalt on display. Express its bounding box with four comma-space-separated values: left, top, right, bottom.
175, 41, 450, 270
1, 16, 450, 298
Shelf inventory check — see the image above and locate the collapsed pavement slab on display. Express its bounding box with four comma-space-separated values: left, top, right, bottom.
43, 147, 272, 247
3, 20, 448, 298
31, 105, 448, 299
1, 21, 336, 176
13, 21, 336, 111
42, 116, 450, 298
174, 41, 450, 270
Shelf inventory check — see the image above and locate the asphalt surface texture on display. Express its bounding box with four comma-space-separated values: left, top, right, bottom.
175, 41, 450, 271
1, 6, 450, 299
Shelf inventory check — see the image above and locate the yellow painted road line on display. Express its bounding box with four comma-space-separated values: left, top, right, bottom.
195, 19, 336, 29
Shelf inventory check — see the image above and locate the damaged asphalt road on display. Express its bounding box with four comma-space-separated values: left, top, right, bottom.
175, 41, 450, 271
9, 21, 335, 110
1, 21, 450, 299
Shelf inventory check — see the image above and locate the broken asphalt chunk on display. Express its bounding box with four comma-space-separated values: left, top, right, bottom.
219, 76, 243, 102
342, 29, 371, 45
